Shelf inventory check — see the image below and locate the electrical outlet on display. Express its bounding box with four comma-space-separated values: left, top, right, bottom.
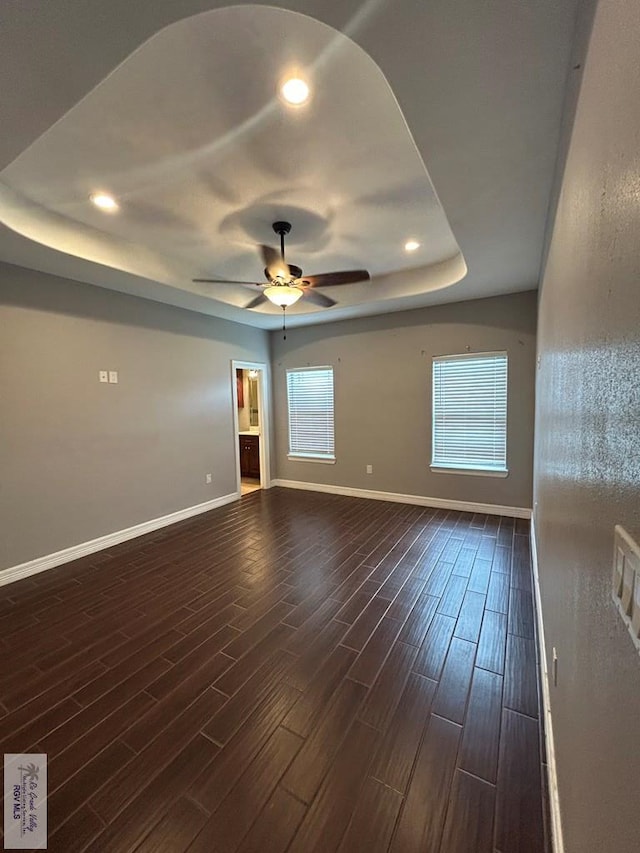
205, 473, 212, 484
366, 464, 373, 474
99, 371, 108, 383
108, 370, 118, 384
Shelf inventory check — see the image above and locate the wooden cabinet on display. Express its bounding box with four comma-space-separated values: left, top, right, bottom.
239, 434, 260, 478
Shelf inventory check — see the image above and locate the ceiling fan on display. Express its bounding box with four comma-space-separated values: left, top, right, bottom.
193, 221, 370, 311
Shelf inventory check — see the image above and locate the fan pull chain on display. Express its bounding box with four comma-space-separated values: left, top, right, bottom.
282, 306, 287, 340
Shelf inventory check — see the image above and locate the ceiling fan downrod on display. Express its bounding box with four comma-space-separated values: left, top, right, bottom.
272, 221, 291, 264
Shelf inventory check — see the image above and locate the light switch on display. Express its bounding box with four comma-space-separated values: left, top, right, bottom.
366, 464, 373, 474
108, 370, 118, 384
99, 370, 108, 383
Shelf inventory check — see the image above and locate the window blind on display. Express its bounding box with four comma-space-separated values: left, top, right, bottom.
286, 367, 335, 459
432, 352, 508, 472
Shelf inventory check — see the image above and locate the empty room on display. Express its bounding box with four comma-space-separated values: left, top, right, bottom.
0, 1, 638, 852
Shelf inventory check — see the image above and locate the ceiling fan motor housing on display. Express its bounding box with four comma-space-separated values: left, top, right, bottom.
264, 264, 303, 282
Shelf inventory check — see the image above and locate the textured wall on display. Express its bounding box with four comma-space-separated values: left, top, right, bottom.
272, 291, 537, 510
534, 0, 640, 850
0, 263, 269, 570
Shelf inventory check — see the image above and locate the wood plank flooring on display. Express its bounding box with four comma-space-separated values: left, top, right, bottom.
0, 488, 548, 852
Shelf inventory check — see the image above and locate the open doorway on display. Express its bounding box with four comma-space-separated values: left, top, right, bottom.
231, 360, 270, 497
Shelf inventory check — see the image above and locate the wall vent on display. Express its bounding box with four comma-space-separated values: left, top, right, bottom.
612, 525, 640, 654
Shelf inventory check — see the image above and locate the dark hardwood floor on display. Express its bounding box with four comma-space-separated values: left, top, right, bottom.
0, 488, 549, 852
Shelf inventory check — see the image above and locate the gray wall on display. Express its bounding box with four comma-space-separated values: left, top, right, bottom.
0, 263, 268, 571
534, 0, 640, 850
272, 290, 537, 510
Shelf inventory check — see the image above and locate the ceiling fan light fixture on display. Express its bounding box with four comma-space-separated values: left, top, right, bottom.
264, 284, 303, 307
280, 77, 310, 106
90, 192, 119, 212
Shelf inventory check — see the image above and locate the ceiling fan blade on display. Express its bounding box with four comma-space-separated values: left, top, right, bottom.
193, 278, 260, 286
244, 293, 268, 310
302, 289, 337, 308
302, 270, 370, 288
259, 244, 289, 280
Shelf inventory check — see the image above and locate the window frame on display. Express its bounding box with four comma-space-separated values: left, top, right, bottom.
430, 350, 509, 477
286, 365, 336, 464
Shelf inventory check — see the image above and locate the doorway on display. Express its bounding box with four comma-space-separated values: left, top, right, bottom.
231, 360, 270, 497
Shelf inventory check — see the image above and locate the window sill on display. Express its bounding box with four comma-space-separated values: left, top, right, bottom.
288, 454, 336, 464
430, 465, 509, 478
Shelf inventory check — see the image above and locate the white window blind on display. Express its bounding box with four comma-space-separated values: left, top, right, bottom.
287, 367, 335, 460
432, 352, 508, 472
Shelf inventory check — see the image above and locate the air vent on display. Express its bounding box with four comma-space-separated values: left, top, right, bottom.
612, 525, 640, 654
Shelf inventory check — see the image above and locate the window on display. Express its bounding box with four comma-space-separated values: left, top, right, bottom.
432, 352, 508, 475
286, 366, 335, 461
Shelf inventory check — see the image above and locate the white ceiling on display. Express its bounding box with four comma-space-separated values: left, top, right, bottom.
0, 0, 579, 329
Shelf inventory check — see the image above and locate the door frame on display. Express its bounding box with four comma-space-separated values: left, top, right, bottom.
231, 359, 271, 495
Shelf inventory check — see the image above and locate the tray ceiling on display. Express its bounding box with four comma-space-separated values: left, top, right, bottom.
0, 0, 580, 328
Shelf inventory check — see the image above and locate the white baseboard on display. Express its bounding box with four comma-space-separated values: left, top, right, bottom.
271, 479, 531, 519
0, 492, 239, 588
530, 515, 564, 853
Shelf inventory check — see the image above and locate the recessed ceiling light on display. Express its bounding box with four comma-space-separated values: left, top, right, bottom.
405, 240, 420, 252
280, 77, 310, 106
90, 192, 119, 211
